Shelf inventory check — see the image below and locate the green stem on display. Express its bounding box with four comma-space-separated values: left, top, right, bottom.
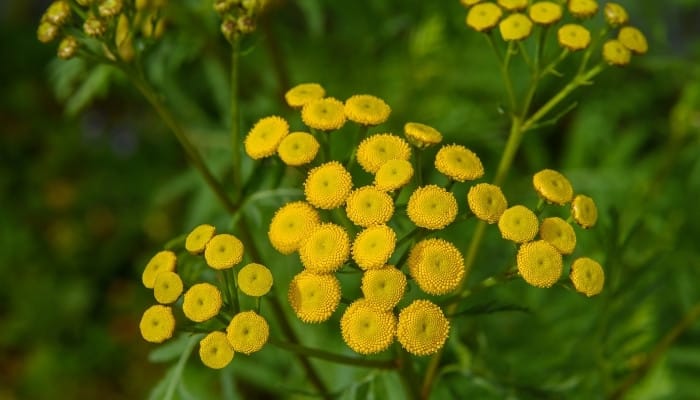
230, 37, 242, 194
346, 125, 369, 171
268, 337, 397, 369
397, 347, 421, 400
502, 41, 517, 113
415, 150, 423, 185
164, 334, 202, 400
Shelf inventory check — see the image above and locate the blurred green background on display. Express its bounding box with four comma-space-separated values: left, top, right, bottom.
2, 0, 700, 399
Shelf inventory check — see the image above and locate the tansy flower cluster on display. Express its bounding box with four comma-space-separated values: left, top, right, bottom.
139, 224, 273, 369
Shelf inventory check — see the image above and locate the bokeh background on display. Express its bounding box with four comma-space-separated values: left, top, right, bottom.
2, 0, 700, 399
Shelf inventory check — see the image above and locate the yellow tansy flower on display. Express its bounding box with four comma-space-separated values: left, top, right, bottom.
244, 116, 289, 160
182, 282, 223, 323
602, 39, 631, 66
498, 205, 539, 244
301, 97, 346, 131
571, 194, 598, 228
139, 305, 175, 343
340, 299, 396, 355
344, 94, 391, 126
288, 271, 341, 323
529, 1, 563, 25
142, 250, 177, 289
226, 311, 269, 355
299, 223, 350, 273
568, 0, 598, 19
44, 1, 71, 25
497, 0, 527, 11
153, 271, 184, 304
237, 263, 273, 297
499, 13, 533, 41
268, 201, 321, 254
285, 83, 325, 108
345, 186, 394, 227
618, 26, 648, 55
466, 3, 503, 32
57, 36, 79, 60
304, 161, 353, 209
434, 144, 484, 182
408, 238, 465, 296
558, 24, 591, 51
404, 122, 443, 148
356, 133, 412, 174
185, 224, 216, 254
467, 183, 508, 224
204, 234, 244, 270
517, 240, 563, 288
407, 185, 458, 230
539, 217, 577, 254
460, 0, 482, 7
604, 2, 628, 27
570, 257, 604, 297
397, 300, 449, 356
374, 159, 414, 192
533, 169, 574, 205
277, 132, 320, 166
361, 265, 407, 311
352, 224, 396, 270
199, 331, 234, 369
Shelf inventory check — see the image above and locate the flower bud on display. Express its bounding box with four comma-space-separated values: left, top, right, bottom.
154, 18, 166, 39
99, 0, 123, 18
136, 0, 150, 11
221, 16, 237, 41
115, 14, 130, 46
44, 1, 71, 26
57, 36, 79, 59
37, 22, 59, 43
83, 15, 107, 37
118, 36, 135, 62
237, 16, 256, 34
213, 0, 232, 14
242, 0, 258, 13
76, 0, 92, 6
604, 3, 628, 27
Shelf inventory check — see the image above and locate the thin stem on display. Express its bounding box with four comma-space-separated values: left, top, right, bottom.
346, 125, 369, 171
397, 347, 421, 400
502, 41, 517, 113
230, 37, 242, 194
268, 337, 397, 369
415, 150, 423, 185
164, 334, 202, 400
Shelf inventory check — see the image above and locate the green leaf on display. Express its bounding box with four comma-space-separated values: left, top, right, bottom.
451, 301, 531, 318
149, 334, 191, 363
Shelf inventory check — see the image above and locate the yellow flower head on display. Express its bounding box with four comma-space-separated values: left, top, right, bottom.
288, 271, 341, 323
268, 201, 321, 254
153, 271, 184, 304
602, 39, 631, 66
277, 132, 320, 166
37, 22, 59, 44
352, 224, 397, 270
341, 299, 396, 355
467, 183, 508, 223
361, 265, 407, 311
618, 26, 648, 55
558, 24, 591, 51
204, 234, 244, 270
571, 194, 598, 228
466, 3, 503, 32
604, 2, 628, 27
499, 13, 533, 41
404, 122, 443, 148
139, 305, 175, 343
345, 186, 394, 227
570, 257, 604, 297
285, 83, 325, 108
517, 240, 563, 288
304, 161, 353, 209
244, 116, 289, 160
142, 250, 177, 289
182, 282, 223, 323
301, 97, 347, 131
344, 94, 391, 126
237, 263, 273, 297
299, 223, 350, 273
185, 224, 216, 254
568, 0, 598, 19
44, 1, 72, 25
226, 311, 269, 355
529, 1, 563, 25
374, 159, 414, 192
397, 300, 450, 356
199, 331, 234, 369
408, 238, 465, 296
498, 205, 539, 244
533, 169, 574, 205
539, 217, 577, 254
407, 185, 458, 230
497, 0, 528, 11
357, 134, 412, 173
434, 144, 484, 182
460, 0, 482, 7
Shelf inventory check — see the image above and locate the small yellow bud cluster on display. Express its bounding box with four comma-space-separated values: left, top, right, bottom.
215, 0, 263, 42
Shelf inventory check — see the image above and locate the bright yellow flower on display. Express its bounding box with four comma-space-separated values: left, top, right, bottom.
301, 97, 346, 131
299, 223, 350, 273
602, 39, 631, 66
352, 224, 396, 270
185, 224, 216, 254
204, 234, 244, 270
341, 299, 396, 355
499, 13, 533, 41
434, 144, 484, 182
277, 132, 320, 166
361, 265, 407, 311
408, 238, 465, 296
498, 205, 539, 244
153, 271, 184, 304
498, 0, 527, 11
397, 300, 449, 356
182, 282, 223, 323
558, 24, 591, 51
139, 304, 175, 343
460, 0, 482, 7
404, 122, 442, 148
618, 26, 648, 55
345, 186, 394, 227
604, 2, 628, 27
344, 94, 391, 126
288, 271, 341, 323
199, 331, 234, 369
356, 134, 412, 173
467, 183, 508, 224
533, 169, 574, 205
374, 159, 414, 192
568, 0, 598, 19
142, 250, 177, 289
529, 2, 563, 25
285, 83, 325, 108
571, 194, 598, 228
244, 116, 289, 160
237, 263, 273, 297
517, 240, 563, 288
304, 161, 353, 209
466, 3, 503, 32
539, 217, 577, 254
268, 201, 321, 254
226, 311, 269, 355
407, 185, 458, 230
570, 257, 604, 297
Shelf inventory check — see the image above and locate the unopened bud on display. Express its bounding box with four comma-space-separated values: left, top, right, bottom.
213, 0, 232, 14
44, 1, 71, 26
99, 0, 123, 18
76, 0, 92, 6
154, 18, 166, 39
141, 14, 155, 37
37, 22, 59, 43
83, 15, 107, 37
604, 3, 629, 27
115, 14, 130, 46
135, 0, 150, 11
237, 16, 256, 34
242, 0, 258, 13
118, 36, 135, 61
221, 16, 237, 42
57, 36, 79, 59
